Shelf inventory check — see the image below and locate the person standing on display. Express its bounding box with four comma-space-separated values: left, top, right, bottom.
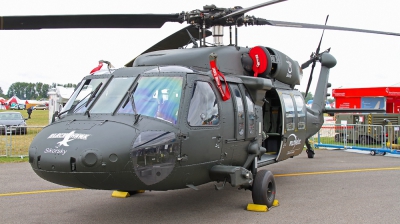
27, 107, 33, 119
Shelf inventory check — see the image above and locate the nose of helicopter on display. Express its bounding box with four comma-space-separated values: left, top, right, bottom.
28, 120, 141, 189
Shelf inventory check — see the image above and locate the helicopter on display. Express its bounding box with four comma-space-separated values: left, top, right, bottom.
2, 0, 399, 208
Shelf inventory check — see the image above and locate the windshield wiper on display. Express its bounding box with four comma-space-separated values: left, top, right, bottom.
57, 93, 91, 118
122, 82, 138, 114
83, 82, 103, 118
121, 83, 141, 124
57, 86, 99, 119
85, 82, 103, 107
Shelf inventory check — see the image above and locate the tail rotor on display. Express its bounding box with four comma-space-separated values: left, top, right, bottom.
302, 15, 329, 97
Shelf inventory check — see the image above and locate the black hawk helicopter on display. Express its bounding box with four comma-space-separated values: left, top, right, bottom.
2, 0, 398, 207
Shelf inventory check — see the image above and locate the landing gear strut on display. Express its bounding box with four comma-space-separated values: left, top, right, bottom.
251, 170, 276, 207
305, 138, 315, 159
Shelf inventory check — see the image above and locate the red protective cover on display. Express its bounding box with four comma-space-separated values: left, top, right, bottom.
249, 46, 268, 77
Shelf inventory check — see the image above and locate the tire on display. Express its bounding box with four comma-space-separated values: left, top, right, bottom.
252, 170, 276, 207
306, 149, 315, 158
370, 150, 376, 156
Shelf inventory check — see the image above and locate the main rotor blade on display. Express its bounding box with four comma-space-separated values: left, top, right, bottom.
257, 19, 400, 36
221, 0, 287, 19
125, 25, 212, 67
0, 14, 183, 30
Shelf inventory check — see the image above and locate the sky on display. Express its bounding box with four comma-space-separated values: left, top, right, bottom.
1, 0, 399, 97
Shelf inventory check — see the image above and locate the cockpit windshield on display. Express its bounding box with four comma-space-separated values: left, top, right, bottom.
60, 75, 183, 124
90, 77, 135, 114
117, 76, 183, 124
61, 78, 107, 115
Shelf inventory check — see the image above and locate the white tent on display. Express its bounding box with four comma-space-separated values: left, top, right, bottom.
5, 95, 24, 107
48, 86, 74, 123
0, 97, 6, 110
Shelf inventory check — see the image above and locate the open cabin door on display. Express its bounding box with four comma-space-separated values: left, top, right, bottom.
275, 90, 307, 161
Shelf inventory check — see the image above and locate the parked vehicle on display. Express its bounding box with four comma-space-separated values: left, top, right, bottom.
0, 112, 27, 135
10, 104, 26, 110
34, 104, 48, 110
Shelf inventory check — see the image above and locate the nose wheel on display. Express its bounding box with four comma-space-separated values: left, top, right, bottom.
251, 170, 276, 207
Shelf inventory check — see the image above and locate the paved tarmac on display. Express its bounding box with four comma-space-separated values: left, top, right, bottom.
1, 149, 399, 224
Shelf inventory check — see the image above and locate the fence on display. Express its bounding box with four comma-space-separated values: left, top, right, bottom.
0, 125, 45, 157
311, 123, 400, 155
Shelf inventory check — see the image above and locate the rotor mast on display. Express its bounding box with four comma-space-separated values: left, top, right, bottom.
212, 25, 224, 46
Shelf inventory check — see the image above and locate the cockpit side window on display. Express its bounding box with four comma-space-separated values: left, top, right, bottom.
187, 81, 219, 126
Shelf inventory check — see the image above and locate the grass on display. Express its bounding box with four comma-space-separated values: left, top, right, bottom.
0, 156, 29, 163
1, 109, 49, 162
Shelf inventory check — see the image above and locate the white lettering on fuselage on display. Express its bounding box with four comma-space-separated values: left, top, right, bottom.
48, 131, 91, 147
286, 58, 292, 78
44, 148, 67, 155
289, 139, 302, 147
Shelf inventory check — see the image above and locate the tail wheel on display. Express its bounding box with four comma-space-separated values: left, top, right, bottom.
252, 170, 276, 207
306, 149, 315, 158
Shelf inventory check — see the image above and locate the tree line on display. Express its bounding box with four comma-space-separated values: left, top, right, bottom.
2, 82, 76, 100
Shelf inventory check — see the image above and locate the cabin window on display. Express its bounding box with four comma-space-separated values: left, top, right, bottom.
118, 76, 183, 124
232, 86, 245, 136
294, 95, 306, 129
187, 81, 219, 126
91, 77, 135, 114
282, 94, 295, 131
244, 90, 255, 135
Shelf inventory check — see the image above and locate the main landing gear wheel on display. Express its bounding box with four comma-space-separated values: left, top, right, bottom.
252, 170, 276, 208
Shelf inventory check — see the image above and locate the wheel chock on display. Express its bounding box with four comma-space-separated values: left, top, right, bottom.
272, 199, 279, 207
111, 191, 130, 198
136, 190, 145, 193
246, 204, 268, 212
